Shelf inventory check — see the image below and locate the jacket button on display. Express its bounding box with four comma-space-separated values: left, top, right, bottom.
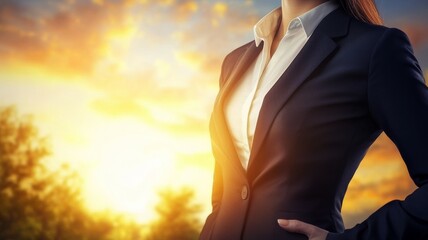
241, 185, 249, 200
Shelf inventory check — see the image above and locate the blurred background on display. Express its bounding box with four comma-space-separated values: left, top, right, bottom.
0, 0, 427, 239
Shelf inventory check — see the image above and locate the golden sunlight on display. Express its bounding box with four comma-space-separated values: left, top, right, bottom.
1, 1, 425, 238
81, 119, 175, 222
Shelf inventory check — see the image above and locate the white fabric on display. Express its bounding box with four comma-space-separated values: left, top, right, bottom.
225, 1, 339, 170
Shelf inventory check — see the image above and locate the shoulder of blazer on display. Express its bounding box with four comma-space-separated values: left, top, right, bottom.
346, 13, 392, 40
219, 41, 254, 88
315, 6, 392, 43
345, 14, 414, 64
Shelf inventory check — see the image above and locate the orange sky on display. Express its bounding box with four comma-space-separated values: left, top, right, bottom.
0, 0, 426, 227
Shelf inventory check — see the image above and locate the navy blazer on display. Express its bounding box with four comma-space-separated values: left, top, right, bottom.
200, 7, 428, 240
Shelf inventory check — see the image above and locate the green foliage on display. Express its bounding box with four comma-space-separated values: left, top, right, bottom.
0, 106, 203, 240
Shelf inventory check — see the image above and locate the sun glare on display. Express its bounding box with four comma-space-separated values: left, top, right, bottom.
1, 0, 422, 233
82, 118, 176, 222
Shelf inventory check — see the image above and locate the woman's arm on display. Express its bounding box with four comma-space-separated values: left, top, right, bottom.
280, 28, 428, 239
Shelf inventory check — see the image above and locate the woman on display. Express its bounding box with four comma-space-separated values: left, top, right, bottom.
200, 0, 428, 239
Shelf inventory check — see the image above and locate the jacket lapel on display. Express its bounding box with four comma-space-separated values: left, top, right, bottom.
210, 8, 350, 178
211, 42, 263, 177
247, 8, 350, 173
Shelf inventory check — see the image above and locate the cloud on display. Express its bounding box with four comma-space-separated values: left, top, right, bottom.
343, 172, 416, 228
91, 94, 209, 136
342, 133, 417, 228
0, 0, 134, 75
212, 2, 228, 17
425, 69, 428, 82
174, 49, 224, 76
170, 0, 198, 22
88, 66, 215, 136
75, 0, 260, 132
0, 0, 259, 75
0, 0, 260, 154
400, 24, 428, 49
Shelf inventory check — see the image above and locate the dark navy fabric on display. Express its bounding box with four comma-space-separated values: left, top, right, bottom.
200, 7, 428, 240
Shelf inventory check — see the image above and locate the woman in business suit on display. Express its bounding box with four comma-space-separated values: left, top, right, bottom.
200, 0, 428, 239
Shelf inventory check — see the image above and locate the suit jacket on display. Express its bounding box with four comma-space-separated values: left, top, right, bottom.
200, 7, 428, 240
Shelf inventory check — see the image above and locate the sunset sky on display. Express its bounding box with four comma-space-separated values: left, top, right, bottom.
1, 0, 427, 228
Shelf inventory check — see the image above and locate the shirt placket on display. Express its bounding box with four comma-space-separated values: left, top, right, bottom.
241, 39, 272, 162
245, 21, 304, 153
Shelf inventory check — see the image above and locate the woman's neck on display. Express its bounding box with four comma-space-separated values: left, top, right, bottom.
270, 0, 329, 57
278, 0, 329, 38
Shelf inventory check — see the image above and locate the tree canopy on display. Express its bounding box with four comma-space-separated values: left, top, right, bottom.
0, 106, 203, 240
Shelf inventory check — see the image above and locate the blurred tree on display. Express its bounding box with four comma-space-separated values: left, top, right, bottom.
106, 215, 147, 240
0, 106, 203, 240
146, 187, 202, 240
0, 106, 113, 240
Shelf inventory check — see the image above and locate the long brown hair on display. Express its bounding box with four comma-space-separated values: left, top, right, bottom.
338, 0, 383, 25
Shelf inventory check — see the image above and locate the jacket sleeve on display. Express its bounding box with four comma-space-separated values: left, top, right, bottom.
328, 28, 428, 239
199, 160, 223, 240
199, 53, 229, 239
205, 45, 245, 211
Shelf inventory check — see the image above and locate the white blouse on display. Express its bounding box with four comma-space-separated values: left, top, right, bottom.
224, 1, 338, 170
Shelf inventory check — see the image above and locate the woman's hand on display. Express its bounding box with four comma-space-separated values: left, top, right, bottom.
278, 219, 329, 240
